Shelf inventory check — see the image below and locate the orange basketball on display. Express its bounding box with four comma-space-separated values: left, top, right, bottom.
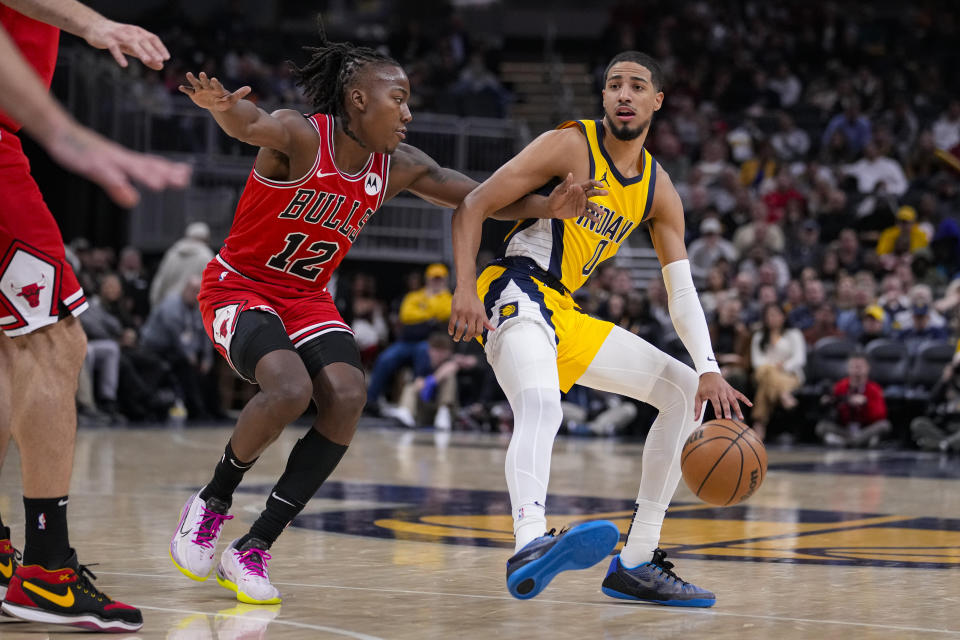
681, 419, 767, 506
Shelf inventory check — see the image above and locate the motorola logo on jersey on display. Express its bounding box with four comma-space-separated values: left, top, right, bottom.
364, 173, 382, 196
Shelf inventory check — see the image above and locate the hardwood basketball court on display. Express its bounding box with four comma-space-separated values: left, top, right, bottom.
0, 424, 956, 639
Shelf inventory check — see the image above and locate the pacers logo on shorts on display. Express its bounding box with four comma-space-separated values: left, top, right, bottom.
499, 302, 518, 320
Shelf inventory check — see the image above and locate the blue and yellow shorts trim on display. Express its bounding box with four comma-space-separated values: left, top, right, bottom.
476, 265, 614, 392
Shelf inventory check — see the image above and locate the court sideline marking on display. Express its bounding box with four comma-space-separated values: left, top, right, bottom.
170, 431, 229, 452
104, 572, 960, 636
138, 604, 385, 640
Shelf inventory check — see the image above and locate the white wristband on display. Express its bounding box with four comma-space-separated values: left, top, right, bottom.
662, 259, 721, 375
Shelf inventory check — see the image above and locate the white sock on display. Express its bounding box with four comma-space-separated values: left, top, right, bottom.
619, 498, 667, 567
514, 501, 547, 551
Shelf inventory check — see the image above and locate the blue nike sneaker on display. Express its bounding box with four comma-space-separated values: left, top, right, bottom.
506, 520, 620, 600
601, 548, 715, 607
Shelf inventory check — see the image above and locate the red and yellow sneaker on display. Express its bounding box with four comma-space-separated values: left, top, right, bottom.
0, 527, 20, 600
0, 550, 143, 632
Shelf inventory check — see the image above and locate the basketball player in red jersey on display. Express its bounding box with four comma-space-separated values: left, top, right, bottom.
0, 1, 188, 632
168, 34, 605, 604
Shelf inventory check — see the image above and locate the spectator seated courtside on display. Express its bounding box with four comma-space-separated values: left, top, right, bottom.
366, 263, 452, 412
911, 341, 960, 453
815, 354, 891, 448
140, 275, 219, 421
381, 332, 479, 430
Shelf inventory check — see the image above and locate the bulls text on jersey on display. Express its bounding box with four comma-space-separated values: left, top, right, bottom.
276, 187, 373, 243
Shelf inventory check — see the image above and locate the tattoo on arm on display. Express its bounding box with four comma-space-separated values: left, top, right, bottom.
429, 166, 471, 186
410, 147, 474, 188
389, 144, 475, 203
418, 165, 478, 208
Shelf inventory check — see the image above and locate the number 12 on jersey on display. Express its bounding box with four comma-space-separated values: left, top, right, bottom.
266, 232, 340, 282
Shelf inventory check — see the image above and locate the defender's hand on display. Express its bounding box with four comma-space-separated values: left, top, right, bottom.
45, 123, 191, 208
84, 19, 170, 70
448, 287, 494, 342
695, 372, 752, 421
179, 72, 251, 111
546, 173, 606, 223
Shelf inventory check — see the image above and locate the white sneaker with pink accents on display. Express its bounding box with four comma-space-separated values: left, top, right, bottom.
216, 538, 282, 605
170, 491, 233, 581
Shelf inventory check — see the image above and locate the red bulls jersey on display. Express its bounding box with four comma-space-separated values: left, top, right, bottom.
217, 113, 390, 291
0, 7, 60, 133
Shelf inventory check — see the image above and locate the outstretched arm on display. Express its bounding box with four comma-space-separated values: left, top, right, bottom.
385, 142, 604, 222
178, 71, 311, 154
1, 0, 169, 69
0, 25, 189, 206
648, 166, 751, 421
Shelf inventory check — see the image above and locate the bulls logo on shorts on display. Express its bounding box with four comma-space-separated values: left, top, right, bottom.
212, 302, 243, 351
0, 241, 85, 336
11, 273, 47, 308
1, 247, 57, 318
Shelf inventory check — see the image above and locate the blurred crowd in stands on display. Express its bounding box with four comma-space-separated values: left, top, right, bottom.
68, 224, 217, 426
122, 2, 512, 120
614, 1, 960, 449
69, 1, 960, 452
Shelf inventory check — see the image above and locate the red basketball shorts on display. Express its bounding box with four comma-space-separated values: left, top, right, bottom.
198, 254, 353, 376
0, 129, 87, 337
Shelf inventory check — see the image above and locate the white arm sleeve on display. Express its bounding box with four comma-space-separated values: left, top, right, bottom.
662, 259, 721, 376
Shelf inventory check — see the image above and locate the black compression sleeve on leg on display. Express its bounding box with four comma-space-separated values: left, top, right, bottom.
242, 429, 348, 548
200, 440, 258, 506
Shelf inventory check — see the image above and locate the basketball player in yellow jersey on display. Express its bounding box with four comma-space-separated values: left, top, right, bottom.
448, 51, 751, 604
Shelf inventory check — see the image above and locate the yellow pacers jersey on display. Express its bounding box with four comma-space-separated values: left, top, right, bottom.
497, 118, 657, 294
478, 120, 658, 391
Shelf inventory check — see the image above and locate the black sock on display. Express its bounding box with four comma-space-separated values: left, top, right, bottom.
241, 430, 348, 549
199, 440, 258, 506
22, 496, 71, 568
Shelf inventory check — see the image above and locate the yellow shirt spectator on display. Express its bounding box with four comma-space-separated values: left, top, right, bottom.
399, 288, 452, 325
739, 157, 778, 188
876, 206, 929, 256
398, 263, 452, 340
367, 263, 455, 407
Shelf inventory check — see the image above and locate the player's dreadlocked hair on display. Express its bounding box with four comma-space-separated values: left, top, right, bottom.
290, 22, 399, 146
